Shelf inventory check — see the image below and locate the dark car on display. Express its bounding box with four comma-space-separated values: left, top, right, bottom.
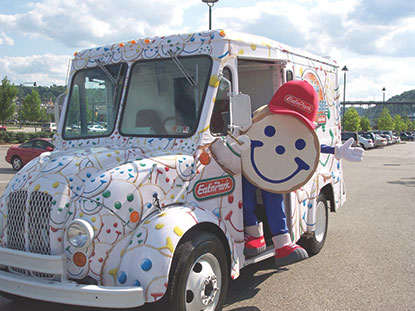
400, 132, 415, 141
5, 138, 55, 170
341, 132, 360, 147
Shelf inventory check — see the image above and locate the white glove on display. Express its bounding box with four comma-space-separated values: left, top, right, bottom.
237, 135, 250, 151
335, 137, 364, 162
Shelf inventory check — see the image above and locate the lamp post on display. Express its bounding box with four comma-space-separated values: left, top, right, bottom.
341, 66, 348, 120
202, 0, 218, 30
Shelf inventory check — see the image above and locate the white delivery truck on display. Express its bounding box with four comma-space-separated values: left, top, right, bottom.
0, 29, 345, 310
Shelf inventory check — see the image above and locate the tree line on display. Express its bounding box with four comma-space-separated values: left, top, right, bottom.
0, 76, 65, 127
343, 106, 415, 132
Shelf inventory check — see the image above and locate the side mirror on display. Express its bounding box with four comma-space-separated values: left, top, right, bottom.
230, 93, 252, 130
46, 147, 53, 152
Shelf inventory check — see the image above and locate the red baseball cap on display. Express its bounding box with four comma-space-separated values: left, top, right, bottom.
268, 80, 318, 130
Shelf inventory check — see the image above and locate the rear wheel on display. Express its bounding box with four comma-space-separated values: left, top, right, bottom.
298, 192, 328, 256
160, 230, 229, 311
11, 156, 22, 171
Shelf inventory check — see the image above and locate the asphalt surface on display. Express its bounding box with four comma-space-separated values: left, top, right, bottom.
0, 142, 414, 311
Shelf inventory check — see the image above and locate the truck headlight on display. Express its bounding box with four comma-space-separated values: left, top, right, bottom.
67, 219, 94, 248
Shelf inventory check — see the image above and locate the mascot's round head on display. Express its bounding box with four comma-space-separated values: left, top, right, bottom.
241, 80, 321, 193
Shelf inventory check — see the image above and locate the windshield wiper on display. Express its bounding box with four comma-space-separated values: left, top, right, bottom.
96, 60, 117, 85
167, 50, 197, 87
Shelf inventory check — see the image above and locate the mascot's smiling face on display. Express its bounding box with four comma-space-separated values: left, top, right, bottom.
241, 106, 320, 193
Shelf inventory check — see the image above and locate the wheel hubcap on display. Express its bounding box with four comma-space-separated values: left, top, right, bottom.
315, 200, 327, 243
185, 254, 221, 311
201, 275, 218, 305
13, 159, 21, 169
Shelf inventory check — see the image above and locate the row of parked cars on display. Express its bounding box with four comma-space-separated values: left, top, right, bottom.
4, 129, 414, 171
342, 131, 415, 150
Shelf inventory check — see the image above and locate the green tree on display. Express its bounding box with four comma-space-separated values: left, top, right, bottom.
377, 107, 394, 130
20, 90, 43, 131
343, 107, 362, 131
0, 77, 17, 126
360, 116, 372, 131
403, 116, 415, 131
393, 114, 407, 133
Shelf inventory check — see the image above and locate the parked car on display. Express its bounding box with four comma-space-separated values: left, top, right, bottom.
41, 122, 57, 132
0, 125, 6, 131
365, 132, 387, 147
341, 132, 360, 147
400, 132, 415, 141
379, 133, 393, 145
358, 135, 374, 150
5, 138, 55, 170
87, 123, 107, 133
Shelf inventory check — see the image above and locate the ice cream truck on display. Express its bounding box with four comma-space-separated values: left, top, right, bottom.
0, 29, 346, 310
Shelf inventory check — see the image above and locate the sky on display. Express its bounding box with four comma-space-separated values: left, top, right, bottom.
0, 0, 414, 101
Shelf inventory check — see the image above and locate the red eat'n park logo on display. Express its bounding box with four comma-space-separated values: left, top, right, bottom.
193, 176, 235, 200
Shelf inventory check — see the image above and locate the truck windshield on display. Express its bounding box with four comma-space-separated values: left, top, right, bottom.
120, 55, 212, 137
63, 63, 126, 139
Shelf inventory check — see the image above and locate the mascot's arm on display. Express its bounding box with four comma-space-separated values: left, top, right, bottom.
334, 137, 364, 162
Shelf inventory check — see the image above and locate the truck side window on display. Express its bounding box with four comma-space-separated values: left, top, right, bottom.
210, 67, 232, 136
286, 70, 293, 81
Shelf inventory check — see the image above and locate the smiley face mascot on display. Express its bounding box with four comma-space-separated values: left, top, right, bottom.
239, 80, 363, 267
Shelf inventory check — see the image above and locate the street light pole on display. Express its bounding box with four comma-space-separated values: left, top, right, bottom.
202, 0, 218, 30
341, 66, 349, 121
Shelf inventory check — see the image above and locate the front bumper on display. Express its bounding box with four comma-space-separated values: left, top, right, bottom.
0, 247, 145, 308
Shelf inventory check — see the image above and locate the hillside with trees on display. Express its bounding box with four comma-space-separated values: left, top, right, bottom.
388, 89, 415, 102
18, 84, 66, 103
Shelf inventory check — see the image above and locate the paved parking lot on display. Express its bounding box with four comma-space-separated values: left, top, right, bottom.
1, 142, 414, 311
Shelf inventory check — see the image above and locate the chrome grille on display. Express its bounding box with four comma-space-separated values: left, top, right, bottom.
6, 190, 52, 255
28, 191, 52, 255
7, 190, 27, 251
6, 190, 54, 279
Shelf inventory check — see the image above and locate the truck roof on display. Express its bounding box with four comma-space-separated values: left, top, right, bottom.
72, 29, 338, 70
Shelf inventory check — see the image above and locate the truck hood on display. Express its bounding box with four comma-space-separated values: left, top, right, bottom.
1, 146, 197, 230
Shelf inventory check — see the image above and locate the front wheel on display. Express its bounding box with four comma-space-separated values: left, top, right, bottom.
298, 192, 328, 256
11, 156, 22, 171
160, 230, 229, 311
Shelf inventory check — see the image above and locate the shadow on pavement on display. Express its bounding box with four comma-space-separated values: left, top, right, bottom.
0, 168, 14, 175
224, 256, 286, 309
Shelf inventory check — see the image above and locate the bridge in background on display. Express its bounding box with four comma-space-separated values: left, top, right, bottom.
342, 101, 415, 122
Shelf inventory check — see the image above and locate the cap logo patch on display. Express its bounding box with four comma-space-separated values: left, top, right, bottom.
284, 94, 313, 114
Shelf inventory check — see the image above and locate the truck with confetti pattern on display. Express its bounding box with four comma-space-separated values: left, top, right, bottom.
0, 29, 344, 310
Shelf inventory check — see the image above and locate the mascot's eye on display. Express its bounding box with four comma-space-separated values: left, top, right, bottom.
275, 145, 285, 155
264, 125, 276, 137
295, 139, 306, 150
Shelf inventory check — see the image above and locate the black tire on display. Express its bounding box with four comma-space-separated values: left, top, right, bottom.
298, 193, 328, 256
11, 156, 22, 171
159, 230, 229, 311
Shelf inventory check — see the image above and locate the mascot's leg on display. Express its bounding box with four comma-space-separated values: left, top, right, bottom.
244, 222, 266, 258
243, 177, 266, 258
261, 191, 309, 267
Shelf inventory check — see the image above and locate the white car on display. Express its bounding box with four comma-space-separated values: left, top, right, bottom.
87, 124, 107, 133
374, 134, 387, 147
359, 136, 374, 150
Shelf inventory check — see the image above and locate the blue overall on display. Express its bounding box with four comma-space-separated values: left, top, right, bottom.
243, 145, 335, 236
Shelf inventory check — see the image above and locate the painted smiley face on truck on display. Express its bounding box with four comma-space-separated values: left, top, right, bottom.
241, 109, 320, 193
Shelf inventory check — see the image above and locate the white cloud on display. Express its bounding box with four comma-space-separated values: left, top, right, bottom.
0, 0, 198, 48
0, 32, 14, 46
338, 52, 415, 101
0, 0, 413, 100
0, 53, 70, 86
